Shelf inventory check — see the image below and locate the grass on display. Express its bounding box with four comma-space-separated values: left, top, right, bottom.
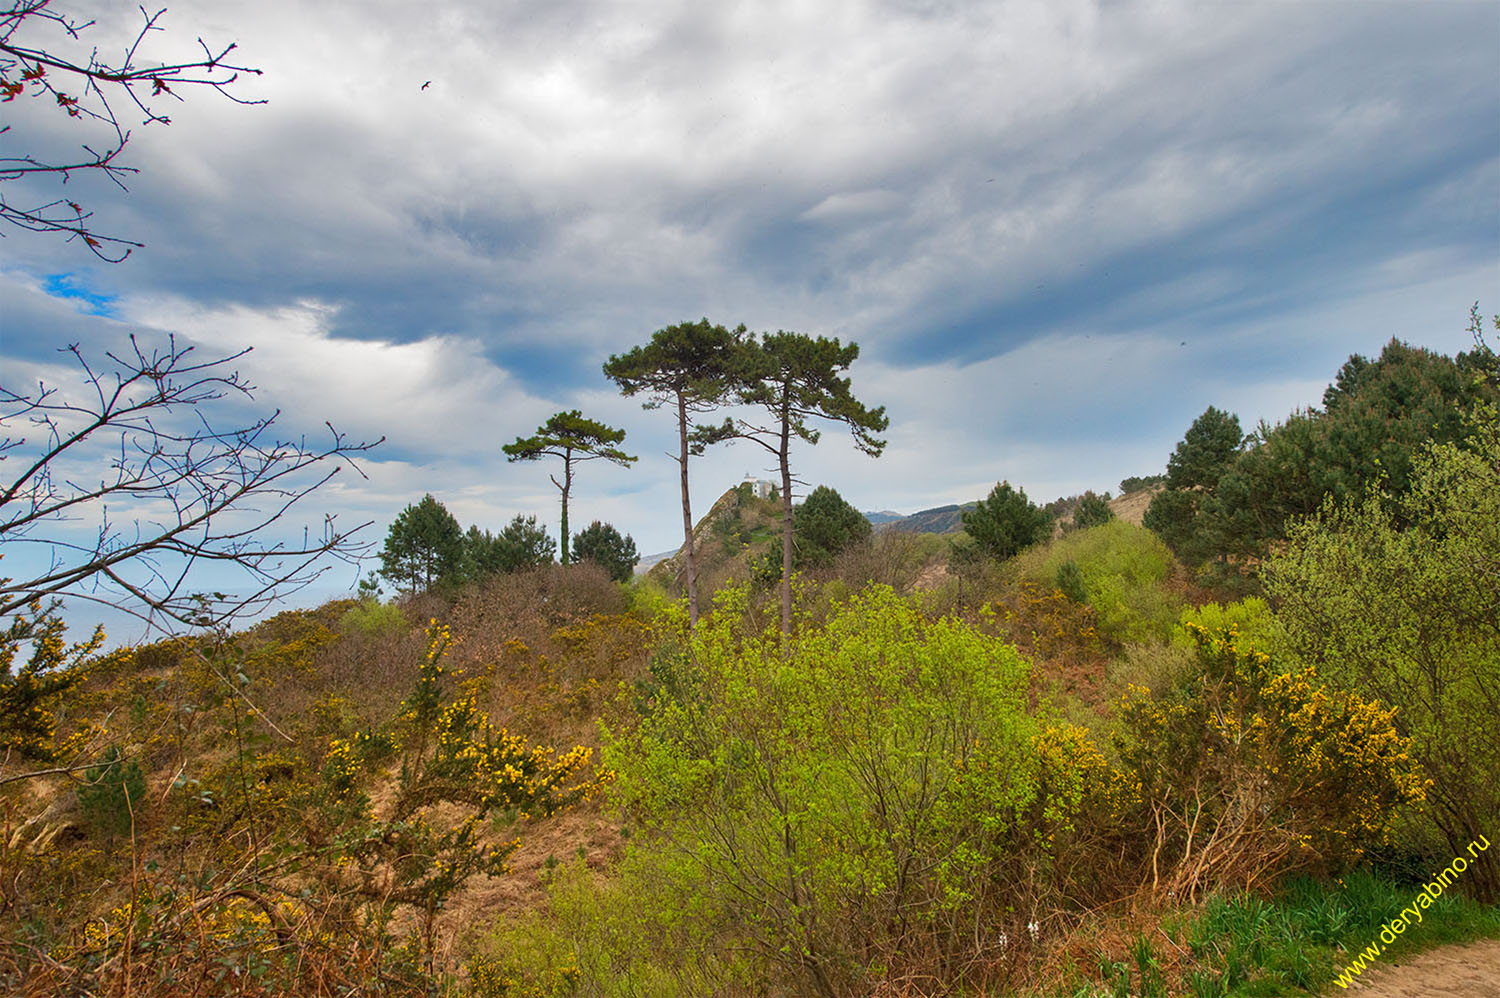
1050, 869, 1500, 997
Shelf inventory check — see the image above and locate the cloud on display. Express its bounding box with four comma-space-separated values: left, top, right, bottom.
2, 0, 1496, 621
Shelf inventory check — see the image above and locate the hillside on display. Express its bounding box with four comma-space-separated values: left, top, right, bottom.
8, 491, 1497, 997
878, 502, 976, 534
874, 485, 1159, 537
1109, 484, 1160, 526
645, 483, 784, 592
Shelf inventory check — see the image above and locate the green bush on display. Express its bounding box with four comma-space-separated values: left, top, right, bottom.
1265, 401, 1500, 902
1108, 640, 1196, 701
338, 598, 408, 639
1172, 597, 1283, 653
1017, 521, 1182, 644
623, 577, 679, 620
1056, 559, 1088, 603
604, 584, 1047, 995
1116, 625, 1427, 900
468, 854, 755, 998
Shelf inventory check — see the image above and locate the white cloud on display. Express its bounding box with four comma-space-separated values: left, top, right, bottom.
114, 296, 549, 460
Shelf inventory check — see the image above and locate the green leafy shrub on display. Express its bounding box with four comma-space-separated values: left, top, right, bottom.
468, 854, 752, 998
338, 597, 408, 639
1017, 521, 1181, 644
605, 584, 1080, 995
1172, 597, 1283, 652
1265, 401, 1500, 901
624, 577, 678, 619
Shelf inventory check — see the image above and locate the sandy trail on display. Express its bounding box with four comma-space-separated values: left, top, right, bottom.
1336, 938, 1500, 996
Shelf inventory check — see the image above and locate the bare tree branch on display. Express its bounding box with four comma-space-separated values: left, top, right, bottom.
0, 1, 264, 259
0, 334, 382, 633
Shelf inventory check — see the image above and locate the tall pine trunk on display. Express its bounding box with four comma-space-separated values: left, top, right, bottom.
558, 454, 573, 564
778, 398, 794, 635
677, 393, 699, 626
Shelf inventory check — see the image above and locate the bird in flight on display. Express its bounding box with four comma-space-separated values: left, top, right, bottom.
421, 80, 431, 91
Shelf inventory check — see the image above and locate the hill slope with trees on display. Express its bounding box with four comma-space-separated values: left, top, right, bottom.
4, 312, 1497, 997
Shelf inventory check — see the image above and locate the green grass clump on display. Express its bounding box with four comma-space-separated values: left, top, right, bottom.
1163, 871, 1496, 996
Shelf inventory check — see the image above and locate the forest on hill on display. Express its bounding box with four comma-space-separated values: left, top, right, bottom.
3, 310, 1498, 997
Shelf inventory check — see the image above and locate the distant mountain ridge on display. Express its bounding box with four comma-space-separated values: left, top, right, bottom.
870, 503, 977, 535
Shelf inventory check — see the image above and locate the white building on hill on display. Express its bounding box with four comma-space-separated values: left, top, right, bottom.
741, 474, 775, 499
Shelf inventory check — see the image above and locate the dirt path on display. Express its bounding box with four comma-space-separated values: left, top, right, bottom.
1335, 938, 1500, 996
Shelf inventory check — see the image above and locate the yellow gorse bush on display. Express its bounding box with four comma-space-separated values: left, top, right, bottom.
1, 600, 105, 761
1117, 622, 1427, 898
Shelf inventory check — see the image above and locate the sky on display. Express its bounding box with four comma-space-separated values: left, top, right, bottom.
2, 0, 1498, 639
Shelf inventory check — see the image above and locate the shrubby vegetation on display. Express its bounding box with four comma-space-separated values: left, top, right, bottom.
1014, 521, 1182, 645
0, 566, 634, 996
5, 314, 1497, 996
5, 495, 1490, 996
1265, 398, 1500, 902
606, 585, 1048, 995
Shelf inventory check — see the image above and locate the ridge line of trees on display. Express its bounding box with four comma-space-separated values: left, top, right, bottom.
1144, 329, 1497, 576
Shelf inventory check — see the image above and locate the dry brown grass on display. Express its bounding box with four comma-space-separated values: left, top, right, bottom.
1109, 486, 1161, 526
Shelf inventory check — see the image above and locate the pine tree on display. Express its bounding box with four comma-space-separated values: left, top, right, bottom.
572, 521, 639, 582
1071, 491, 1115, 531
504, 411, 636, 564
463, 515, 557, 579
604, 320, 747, 624
793, 485, 872, 566
700, 332, 887, 633
961, 481, 1051, 561
379, 495, 465, 594
1165, 407, 1243, 491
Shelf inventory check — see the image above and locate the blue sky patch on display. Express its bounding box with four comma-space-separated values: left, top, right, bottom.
42, 273, 118, 317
